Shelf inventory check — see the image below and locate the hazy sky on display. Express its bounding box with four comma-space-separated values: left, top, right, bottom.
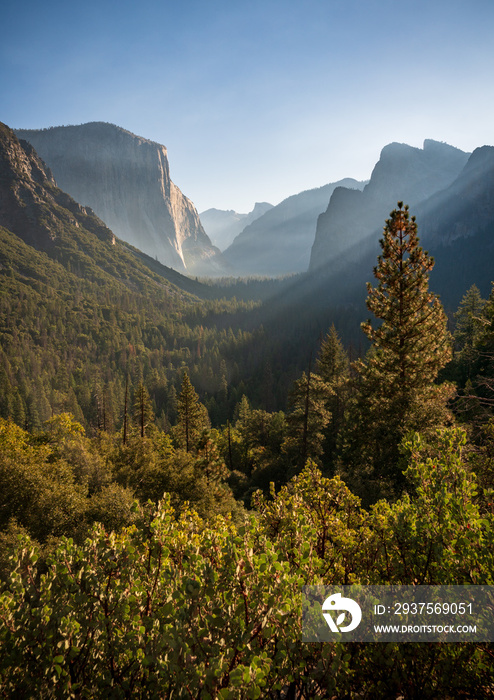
2, 0, 494, 212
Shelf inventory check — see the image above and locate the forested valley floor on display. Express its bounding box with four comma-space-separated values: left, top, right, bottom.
1, 204, 494, 698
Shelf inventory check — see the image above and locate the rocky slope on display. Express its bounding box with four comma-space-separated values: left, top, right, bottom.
200, 202, 273, 251
0, 121, 115, 251
15, 122, 223, 275
222, 178, 365, 276
0, 121, 218, 301
309, 140, 470, 272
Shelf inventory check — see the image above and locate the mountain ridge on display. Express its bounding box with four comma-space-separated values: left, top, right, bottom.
0, 122, 220, 301
309, 139, 470, 272
222, 178, 366, 276
200, 202, 273, 251
15, 122, 225, 275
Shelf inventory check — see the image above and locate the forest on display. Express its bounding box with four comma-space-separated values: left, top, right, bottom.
1, 203, 494, 698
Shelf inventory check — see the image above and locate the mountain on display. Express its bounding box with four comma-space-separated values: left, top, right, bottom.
15, 122, 224, 275
2, 118, 493, 433
309, 140, 470, 272
0, 122, 213, 298
0, 121, 274, 428
412, 145, 494, 302
200, 202, 273, 251
271, 142, 494, 333
222, 178, 366, 276
416, 145, 494, 245
0, 122, 112, 253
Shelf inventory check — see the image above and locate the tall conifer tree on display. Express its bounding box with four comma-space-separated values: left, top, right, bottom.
175, 371, 210, 452
316, 324, 350, 462
283, 360, 331, 471
454, 284, 486, 353
339, 203, 454, 501
133, 382, 155, 438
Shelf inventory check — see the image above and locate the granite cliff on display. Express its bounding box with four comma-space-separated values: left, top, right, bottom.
15, 122, 223, 275
309, 140, 470, 272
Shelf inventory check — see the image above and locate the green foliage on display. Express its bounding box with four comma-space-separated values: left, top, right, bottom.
85, 482, 137, 533
2, 131, 494, 696
282, 369, 331, 470
447, 283, 494, 425
132, 381, 156, 438
1, 447, 492, 698
253, 463, 371, 584
339, 204, 455, 502
0, 417, 88, 544
0, 415, 136, 565
231, 402, 288, 502
316, 324, 350, 463
362, 203, 452, 391
0, 224, 268, 433
173, 370, 210, 452
372, 428, 493, 585
0, 499, 301, 697
454, 284, 486, 353
465, 417, 494, 507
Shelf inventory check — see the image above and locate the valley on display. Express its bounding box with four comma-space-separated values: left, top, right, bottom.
0, 119, 493, 697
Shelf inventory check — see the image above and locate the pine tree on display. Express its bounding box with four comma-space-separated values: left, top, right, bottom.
234, 395, 251, 427
453, 283, 494, 422
175, 371, 210, 452
283, 360, 331, 471
317, 325, 349, 383
454, 284, 486, 352
339, 203, 455, 501
133, 382, 155, 438
316, 324, 350, 463
446, 285, 487, 414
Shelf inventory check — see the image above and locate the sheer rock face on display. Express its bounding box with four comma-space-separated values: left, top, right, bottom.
309, 140, 470, 272
15, 122, 222, 274
0, 121, 114, 249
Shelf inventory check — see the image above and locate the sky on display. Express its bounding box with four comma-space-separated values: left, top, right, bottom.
1, 0, 494, 213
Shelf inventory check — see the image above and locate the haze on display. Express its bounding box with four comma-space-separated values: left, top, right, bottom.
1, 0, 493, 212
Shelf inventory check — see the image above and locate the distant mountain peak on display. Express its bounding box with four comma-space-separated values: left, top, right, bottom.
379, 139, 468, 161
200, 201, 273, 251
423, 138, 468, 154
463, 145, 494, 172
251, 201, 272, 214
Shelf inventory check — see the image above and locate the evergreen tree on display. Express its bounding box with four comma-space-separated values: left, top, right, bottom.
282, 362, 331, 471
316, 325, 350, 462
445, 285, 488, 422
339, 203, 454, 502
174, 371, 210, 452
454, 284, 486, 353
133, 382, 155, 438
234, 395, 251, 426
317, 325, 349, 383
454, 283, 494, 422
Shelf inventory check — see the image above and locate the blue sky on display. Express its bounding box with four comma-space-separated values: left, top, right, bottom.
2, 0, 494, 212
